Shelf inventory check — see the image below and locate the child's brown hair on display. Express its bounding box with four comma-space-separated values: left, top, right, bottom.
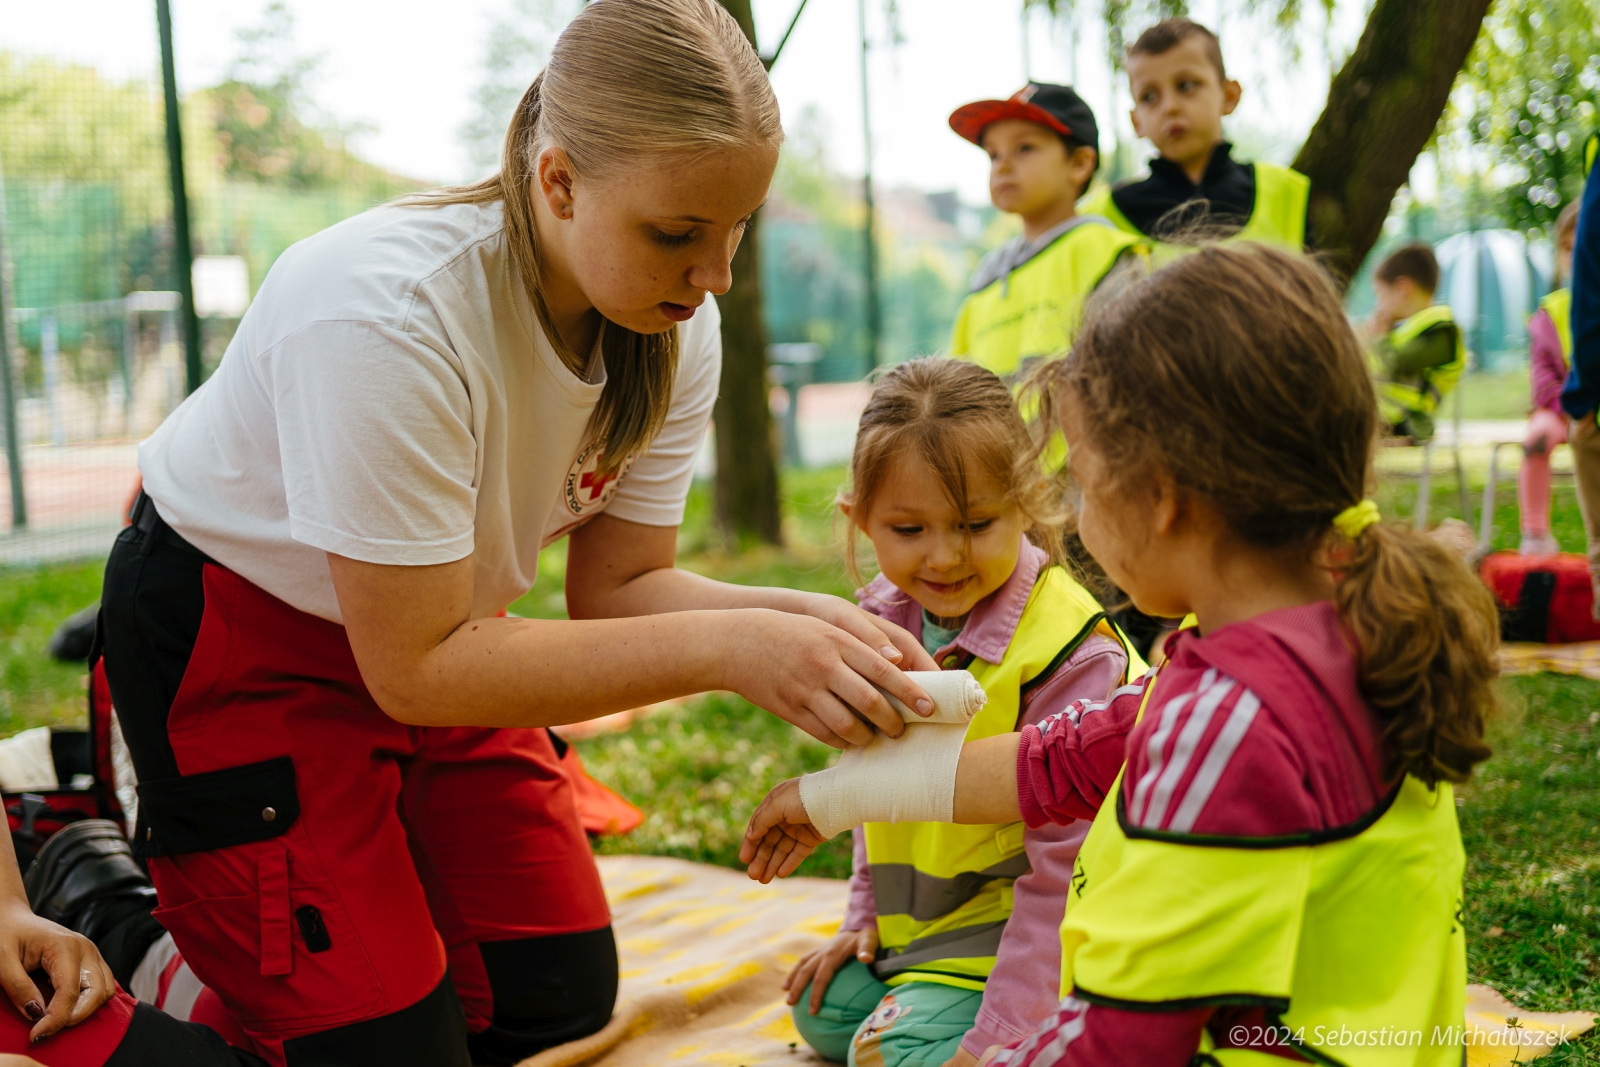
842, 358, 1066, 587
1034, 243, 1497, 786
1128, 18, 1227, 82
1374, 243, 1441, 294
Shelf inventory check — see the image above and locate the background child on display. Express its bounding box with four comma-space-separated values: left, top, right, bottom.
1522, 201, 1582, 555
785, 358, 1137, 1067
947, 84, 1143, 379
1366, 242, 1465, 442
747, 245, 1497, 1067
1079, 18, 1310, 249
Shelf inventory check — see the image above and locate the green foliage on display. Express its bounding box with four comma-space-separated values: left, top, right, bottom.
0, 2, 418, 328
579, 692, 855, 878
1455, 0, 1600, 231
1022, 0, 1335, 69
458, 0, 580, 177
0, 53, 172, 304
763, 105, 999, 378
202, 3, 416, 197
0, 560, 101, 735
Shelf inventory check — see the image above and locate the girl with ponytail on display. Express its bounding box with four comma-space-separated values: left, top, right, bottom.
67, 2, 942, 1064
745, 243, 1498, 1067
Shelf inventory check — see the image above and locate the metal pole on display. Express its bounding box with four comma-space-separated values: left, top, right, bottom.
858, 0, 880, 373
0, 155, 26, 528
157, 0, 202, 395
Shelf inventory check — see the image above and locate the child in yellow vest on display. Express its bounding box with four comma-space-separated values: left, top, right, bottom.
1363, 242, 1466, 442
947, 84, 1144, 379
746, 245, 1497, 1067
783, 358, 1138, 1067
1078, 18, 1310, 251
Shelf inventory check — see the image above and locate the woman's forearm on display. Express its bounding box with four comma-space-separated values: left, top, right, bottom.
571, 563, 824, 619
388, 608, 743, 727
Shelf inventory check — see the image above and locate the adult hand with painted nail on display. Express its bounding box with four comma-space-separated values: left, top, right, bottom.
0, 824, 114, 1044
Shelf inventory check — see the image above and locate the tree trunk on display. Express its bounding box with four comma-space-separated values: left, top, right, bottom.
1292, 0, 1492, 287
713, 0, 782, 545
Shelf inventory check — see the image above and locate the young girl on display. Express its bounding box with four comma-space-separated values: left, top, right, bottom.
1522, 201, 1581, 555
785, 359, 1140, 1067
746, 245, 1499, 1066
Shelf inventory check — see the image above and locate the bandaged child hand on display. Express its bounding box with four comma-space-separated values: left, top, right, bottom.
740, 778, 825, 883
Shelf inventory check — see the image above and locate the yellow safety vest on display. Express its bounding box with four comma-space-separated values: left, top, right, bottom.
1540, 286, 1572, 360
1375, 304, 1466, 425
1059, 673, 1466, 1066
864, 567, 1146, 992
1080, 160, 1310, 262
950, 219, 1144, 378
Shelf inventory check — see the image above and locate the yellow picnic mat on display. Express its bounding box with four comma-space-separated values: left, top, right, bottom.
1465, 983, 1597, 1065
520, 854, 847, 1067
1500, 640, 1600, 681
522, 856, 1596, 1067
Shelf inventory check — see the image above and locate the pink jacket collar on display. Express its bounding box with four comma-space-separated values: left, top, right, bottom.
857, 536, 1049, 665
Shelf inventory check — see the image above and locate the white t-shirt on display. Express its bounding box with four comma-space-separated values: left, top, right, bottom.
139, 200, 721, 624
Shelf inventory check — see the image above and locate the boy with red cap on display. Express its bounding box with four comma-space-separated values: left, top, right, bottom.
1079, 18, 1310, 252
948, 83, 1144, 378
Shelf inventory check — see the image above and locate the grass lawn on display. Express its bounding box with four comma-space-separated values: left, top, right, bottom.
2, 464, 1597, 1041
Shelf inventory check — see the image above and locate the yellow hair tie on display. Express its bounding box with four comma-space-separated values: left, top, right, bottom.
1333, 499, 1381, 540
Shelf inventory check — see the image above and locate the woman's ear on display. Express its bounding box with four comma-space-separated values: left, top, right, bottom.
536, 146, 578, 221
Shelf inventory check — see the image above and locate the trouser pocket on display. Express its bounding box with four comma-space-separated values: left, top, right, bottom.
152, 839, 386, 1031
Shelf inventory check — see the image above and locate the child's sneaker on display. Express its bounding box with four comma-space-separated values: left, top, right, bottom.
1520, 533, 1560, 555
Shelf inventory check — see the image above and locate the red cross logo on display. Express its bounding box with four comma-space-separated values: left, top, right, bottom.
579, 467, 618, 503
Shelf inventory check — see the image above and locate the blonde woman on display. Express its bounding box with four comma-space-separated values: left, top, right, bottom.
18, 2, 940, 1064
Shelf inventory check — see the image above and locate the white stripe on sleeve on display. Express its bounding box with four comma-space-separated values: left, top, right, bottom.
1127, 668, 1212, 824
1166, 689, 1264, 833
1140, 674, 1236, 830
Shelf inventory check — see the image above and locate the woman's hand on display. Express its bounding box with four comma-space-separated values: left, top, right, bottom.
0, 903, 115, 1043
786, 592, 940, 677
722, 609, 934, 748
784, 926, 879, 1015
740, 777, 825, 882
941, 1047, 981, 1067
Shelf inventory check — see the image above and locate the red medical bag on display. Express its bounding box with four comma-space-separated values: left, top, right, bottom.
1480, 551, 1600, 644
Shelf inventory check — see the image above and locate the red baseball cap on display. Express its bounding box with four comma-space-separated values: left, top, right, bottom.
949, 82, 1100, 149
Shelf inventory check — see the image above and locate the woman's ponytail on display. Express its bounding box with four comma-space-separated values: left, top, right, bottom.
1334, 519, 1498, 786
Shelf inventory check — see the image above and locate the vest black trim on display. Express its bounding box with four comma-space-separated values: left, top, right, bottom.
1114, 780, 1405, 851
1019, 612, 1108, 697
1072, 984, 1290, 1015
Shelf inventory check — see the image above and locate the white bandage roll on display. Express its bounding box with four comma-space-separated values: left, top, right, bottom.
797, 722, 968, 839
873, 670, 986, 725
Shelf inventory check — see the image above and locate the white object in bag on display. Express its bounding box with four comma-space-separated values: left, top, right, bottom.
0, 727, 59, 791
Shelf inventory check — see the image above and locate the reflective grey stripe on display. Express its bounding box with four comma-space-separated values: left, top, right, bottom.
872, 921, 1008, 978
870, 852, 1032, 922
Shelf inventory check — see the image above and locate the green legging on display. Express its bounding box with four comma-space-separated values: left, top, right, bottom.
791, 960, 984, 1067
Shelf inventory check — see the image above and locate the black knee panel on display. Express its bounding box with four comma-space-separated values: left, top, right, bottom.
105, 1000, 269, 1067
467, 925, 619, 1065
283, 977, 471, 1067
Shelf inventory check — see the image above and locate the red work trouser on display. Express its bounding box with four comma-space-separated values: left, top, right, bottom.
136, 563, 609, 1064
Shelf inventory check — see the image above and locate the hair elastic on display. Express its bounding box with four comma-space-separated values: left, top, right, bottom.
1333, 499, 1381, 540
